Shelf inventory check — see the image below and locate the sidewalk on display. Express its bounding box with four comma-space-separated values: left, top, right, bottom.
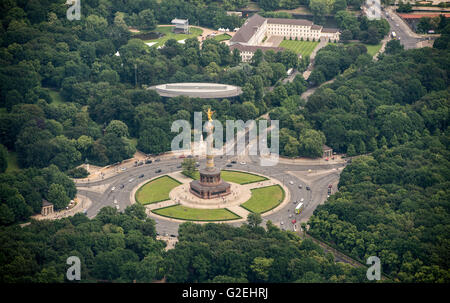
277, 155, 346, 165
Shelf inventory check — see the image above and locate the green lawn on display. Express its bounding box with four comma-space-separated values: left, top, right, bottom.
241, 185, 285, 214
152, 205, 240, 221
144, 26, 203, 47
187, 170, 267, 185
6, 151, 20, 173
135, 175, 181, 205
279, 40, 320, 57
213, 33, 231, 42
364, 43, 383, 57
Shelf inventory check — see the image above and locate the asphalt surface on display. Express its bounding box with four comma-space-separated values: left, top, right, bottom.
375, 6, 429, 50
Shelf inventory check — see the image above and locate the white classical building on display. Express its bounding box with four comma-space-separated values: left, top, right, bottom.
229, 14, 340, 61
229, 44, 285, 62
230, 14, 340, 46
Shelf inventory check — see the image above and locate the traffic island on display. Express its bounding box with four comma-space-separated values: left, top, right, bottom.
152, 205, 241, 222
135, 175, 182, 205
240, 185, 285, 214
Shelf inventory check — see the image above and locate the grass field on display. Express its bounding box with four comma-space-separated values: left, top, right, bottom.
135, 175, 181, 205
144, 26, 203, 47
279, 40, 319, 57
364, 43, 382, 57
241, 185, 285, 214
213, 34, 231, 42
187, 170, 267, 184
152, 205, 240, 221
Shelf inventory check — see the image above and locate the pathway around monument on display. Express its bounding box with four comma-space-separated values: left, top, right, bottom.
129, 170, 290, 224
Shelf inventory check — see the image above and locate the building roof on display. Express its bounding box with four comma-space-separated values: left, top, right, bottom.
230, 14, 266, 43
148, 82, 242, 98
229, 43, 284, 53
267, 18, 313, 26
321, 28, 339, 33
323, 145, 332, 151
171, 18, 188, 24
311, 24, 323, 30
42, 199, 53, 207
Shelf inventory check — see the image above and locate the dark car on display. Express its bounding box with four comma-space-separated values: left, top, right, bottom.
177, 164, 182, 168
187, 155, 193, 158
155, 158, 161, 162
145, 159, 152, 164
306, 186, 311, 191
139, 174, 144, 178
155, 169, 162, 173
226, 164, 232, 167
120, 184, 124, 189
231, 160, 237, 164
137, 161, 144, 166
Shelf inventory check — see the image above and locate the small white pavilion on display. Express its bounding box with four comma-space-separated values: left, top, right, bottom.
171, 18, 189, 34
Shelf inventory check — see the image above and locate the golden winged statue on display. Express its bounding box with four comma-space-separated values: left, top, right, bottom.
206, 108, 215, 122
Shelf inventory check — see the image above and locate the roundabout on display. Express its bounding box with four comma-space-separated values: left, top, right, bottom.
75, 154, 345, 236
74, 108, 346, 235
131, 170, 289, 223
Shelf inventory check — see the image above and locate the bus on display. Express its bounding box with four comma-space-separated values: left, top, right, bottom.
391, 31, 397, 39
295, 202, 304, 214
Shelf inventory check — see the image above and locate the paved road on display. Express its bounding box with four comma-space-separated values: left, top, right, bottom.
76, 151, 346, 237
377, 6, 431, 50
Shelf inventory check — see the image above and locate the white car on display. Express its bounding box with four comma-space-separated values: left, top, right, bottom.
240, 162, 246, 165
300, 198, 304, 202
129, 178, 134, 183
111, 187, 116, 191
116, 205, 120, 210
121, 167, 126, 171
289, 181, 294, 185
280, 221, 284, 225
